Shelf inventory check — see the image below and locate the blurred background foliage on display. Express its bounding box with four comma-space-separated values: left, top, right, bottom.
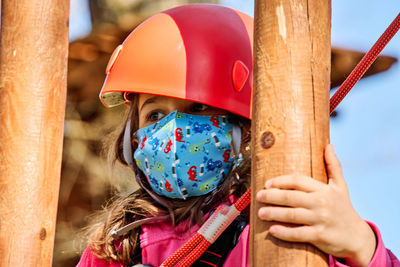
55, 0, 396, 266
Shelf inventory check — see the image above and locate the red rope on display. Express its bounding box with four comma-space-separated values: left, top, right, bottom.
176, 239, 212, 267
160, 233, 203, 267
330, 13, 400, 114
234, 189, 251, 211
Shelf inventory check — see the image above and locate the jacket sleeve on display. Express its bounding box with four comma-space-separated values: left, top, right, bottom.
76, 246, 124, 267
225, 221, 399, 267
329, 221, 399, 267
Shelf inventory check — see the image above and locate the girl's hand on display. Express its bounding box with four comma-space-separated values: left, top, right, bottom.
256, 144, 376, 267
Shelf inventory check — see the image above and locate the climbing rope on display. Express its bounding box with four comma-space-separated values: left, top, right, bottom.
330, 12, 400, 114
161, 12, 400, 267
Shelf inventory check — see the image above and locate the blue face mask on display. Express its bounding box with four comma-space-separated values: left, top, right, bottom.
133, 111, 236, 199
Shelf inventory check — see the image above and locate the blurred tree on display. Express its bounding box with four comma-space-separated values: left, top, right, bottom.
89, 0, 218, 30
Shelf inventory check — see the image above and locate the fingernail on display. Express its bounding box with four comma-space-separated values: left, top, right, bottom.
259, 208, 268, 217
256, 191, 263, 200
265, 180, 272, 188
269, 226, 277, 234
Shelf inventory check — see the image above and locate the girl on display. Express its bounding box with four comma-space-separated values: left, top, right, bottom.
77, 4, 399, 267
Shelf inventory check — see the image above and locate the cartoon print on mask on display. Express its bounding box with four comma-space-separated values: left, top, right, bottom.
222, 149, 232, 163
199, 175, 220, 192
193, 122, 212, 133
135, 159, 143, 167
209, 115, 221, 128
144, 158, 150, 173
185, 126, 191, 137
225, 130, 232, 140
176, 113, 188, 120
164, 179, 173, 192
164, 138, 173, 153
134, 111, 236, 199
188, 139, 210, 154
158, 140, 165, 151
199, 163, 205, 176
206, 158, 223, 171
187, 166, 198, 181
148, 176, 159, 190
211, 132, 220, 147
149, 137, 160, 151
172, 163, 178, 178
151, 121, 159, 133
161, 121, 173, 132
175, 128, 185, 142
140, 134, 147, 149
150, 162, 164, 172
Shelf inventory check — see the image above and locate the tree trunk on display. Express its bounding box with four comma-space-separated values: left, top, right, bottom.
250, 0, 331, 266
0, 1, 69, 265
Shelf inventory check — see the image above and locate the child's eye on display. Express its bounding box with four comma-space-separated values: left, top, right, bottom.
191, 103, 209, 112
147, 111, 165, 122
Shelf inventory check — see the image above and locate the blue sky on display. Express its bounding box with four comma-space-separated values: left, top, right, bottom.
70, 0, 400, 255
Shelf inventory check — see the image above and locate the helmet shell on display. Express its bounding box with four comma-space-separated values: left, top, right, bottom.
100, 4, 253, 119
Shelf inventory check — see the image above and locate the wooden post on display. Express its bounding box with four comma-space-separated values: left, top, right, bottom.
250, 0, 331, 266
0, 1, 69, 266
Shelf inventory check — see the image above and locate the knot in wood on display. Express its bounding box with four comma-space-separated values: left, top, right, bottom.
261, 131, 275, 149
39, 228, 47, 240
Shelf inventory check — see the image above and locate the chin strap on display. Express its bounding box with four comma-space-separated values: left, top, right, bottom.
111, 215, 170, 239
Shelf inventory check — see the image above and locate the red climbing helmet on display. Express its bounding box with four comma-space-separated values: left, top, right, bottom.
100, 4, 254, 119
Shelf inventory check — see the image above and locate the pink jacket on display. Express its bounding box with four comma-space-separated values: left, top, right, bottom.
77, 218, 399, 266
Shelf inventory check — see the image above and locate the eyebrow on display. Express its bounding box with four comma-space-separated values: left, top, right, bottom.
139, 96, 159, 112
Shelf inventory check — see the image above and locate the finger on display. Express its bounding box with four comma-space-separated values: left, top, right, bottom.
265, 175, 323, 193
269, 224, 316, 243
324, 144, 345, 186
256, 188, 312, 208
258, 206, 316, 225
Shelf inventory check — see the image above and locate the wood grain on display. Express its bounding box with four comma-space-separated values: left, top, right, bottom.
0, 1, 69, 265
250, 0, 331, 266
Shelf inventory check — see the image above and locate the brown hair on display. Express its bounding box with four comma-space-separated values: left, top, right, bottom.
86, 94, 251, 264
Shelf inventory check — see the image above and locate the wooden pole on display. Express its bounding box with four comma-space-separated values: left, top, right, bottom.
0, 1, 69, 266
250, 0, 331, 266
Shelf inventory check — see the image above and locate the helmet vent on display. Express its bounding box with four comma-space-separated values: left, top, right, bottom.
232, 60, 249, 92
106, 45, 123, 74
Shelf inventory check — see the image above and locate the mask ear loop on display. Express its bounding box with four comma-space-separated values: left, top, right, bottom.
123, 118, 134, 169
231, 123, 243, 169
